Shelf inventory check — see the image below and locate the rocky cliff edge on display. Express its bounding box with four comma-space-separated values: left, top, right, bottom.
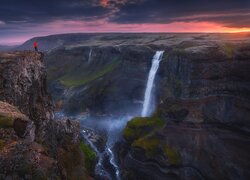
0, 51, 90, 179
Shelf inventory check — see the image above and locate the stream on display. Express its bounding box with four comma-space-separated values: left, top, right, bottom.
56, 50, 164, 180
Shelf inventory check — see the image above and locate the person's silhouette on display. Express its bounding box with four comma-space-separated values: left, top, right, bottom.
34, 41, 38, 51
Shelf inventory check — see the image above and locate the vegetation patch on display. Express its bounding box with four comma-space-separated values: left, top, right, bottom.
80, 141, 97, 174
123, 110, 181, 164
132, 136, 181, 164
132, 137, 161, 158
60, 60, 121, 87
132, 134, 181, 164
0, 114, 14, 128
123, 113, 165, 142
163, 145, 181, 165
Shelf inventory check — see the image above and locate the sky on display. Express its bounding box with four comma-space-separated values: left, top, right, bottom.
0, 0, 250, 45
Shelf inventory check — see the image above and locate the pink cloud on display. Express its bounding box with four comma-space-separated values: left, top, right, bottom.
1, 19, 250, 45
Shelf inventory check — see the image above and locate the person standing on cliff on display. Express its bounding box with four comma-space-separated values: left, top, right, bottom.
34, 41, 38, 51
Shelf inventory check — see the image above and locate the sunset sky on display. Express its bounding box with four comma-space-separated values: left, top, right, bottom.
1, 0, 250, 45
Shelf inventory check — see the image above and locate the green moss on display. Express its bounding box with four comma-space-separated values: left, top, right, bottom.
132, 136, 181, 164
0, 114, 14, 128
163, 145, 181, 165
132, 137, 161, 158
123, 127, 137, 140
123, 112, 165, 142
60, 60, 121, 87
80, 141, 97, 174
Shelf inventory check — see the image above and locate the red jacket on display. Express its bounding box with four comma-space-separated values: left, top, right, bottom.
34, 42, 38, 47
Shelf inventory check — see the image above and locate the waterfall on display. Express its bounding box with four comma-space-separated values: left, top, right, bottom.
141, 51, 164, 117
88, 49, 92, 63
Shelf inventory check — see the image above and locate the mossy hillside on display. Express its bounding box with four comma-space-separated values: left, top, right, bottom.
80, 141, 97, 175
163, 145, 180, 165
60, 60, 121, 87
132, 134, 181, 165
123, 113, 165, 142
132, 137, 161, 158
45, 48, 87, 82
124, 111, 181, 165
0, 114, 14, 128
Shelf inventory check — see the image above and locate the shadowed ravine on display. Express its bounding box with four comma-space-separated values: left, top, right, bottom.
1, 33, 249, 180
80, 51, 164, 180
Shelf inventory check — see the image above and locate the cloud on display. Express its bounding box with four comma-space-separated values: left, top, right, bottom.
0, 21, 6, 26
110, 0, 250, 28
0, 0, 109, 23
1, 0, 249, 28
0, 0, 250, 45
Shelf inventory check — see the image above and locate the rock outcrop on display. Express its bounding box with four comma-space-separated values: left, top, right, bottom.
0, 51, 53, 140
0, 51, 89, 179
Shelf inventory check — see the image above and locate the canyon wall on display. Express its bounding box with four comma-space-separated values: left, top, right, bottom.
42, 33, 250, 179
0, 51, 89, 179
119, 42, 250, 180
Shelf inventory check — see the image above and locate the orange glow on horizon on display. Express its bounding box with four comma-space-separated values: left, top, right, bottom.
1, 20, 250, 45
41, 20, 250, 33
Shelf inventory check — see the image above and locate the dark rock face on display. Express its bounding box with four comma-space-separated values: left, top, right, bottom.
119, 43, 250, 180
0, 51, 53, 139
42, 33, 250, 179
0, 101, 35, 139
45, 45, 155, 115
0, 51, 88, 179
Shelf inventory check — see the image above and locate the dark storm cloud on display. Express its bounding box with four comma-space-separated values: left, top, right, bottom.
1, 0, 250, 45
110, 0, 250, 27
1, 0, 249, 27
0, 0, 109, 24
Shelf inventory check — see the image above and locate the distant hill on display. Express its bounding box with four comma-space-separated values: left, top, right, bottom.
17, 33, 175, 51
16, 33, 101, 51
0, 45, 17, 52
16, 32, 250, 52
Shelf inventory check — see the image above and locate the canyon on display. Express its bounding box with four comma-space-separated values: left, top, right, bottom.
0, 33, 250, 179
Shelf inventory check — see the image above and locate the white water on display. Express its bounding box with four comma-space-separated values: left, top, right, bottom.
82, 129, 111, 179
78, 50, 164, 180
107, 146, 120, 180
81, 116, 132, 180
141, 51, 164, 117
88, 49, 93, 63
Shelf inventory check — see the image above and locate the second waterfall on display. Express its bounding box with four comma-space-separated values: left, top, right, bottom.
141, 51, 164, 117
